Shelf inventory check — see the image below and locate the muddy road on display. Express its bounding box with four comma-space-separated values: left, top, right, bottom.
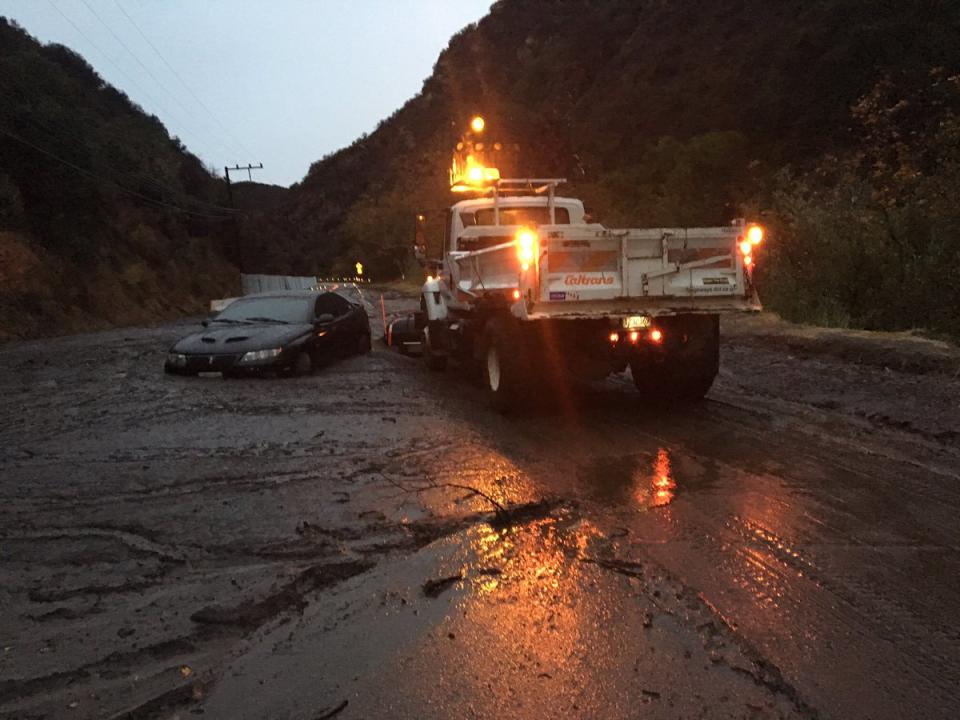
2, 295, 959, 720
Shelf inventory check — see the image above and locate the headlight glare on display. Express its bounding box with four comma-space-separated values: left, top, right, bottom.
167, 353, 187, 367
239, 348, 282, 364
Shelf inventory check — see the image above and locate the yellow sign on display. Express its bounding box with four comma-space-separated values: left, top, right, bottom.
355, 262, 363, 276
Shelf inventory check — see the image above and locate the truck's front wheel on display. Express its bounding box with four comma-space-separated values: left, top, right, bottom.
421, 325, 447, 372
630, 314, 719, 401
481, 317, 530, 413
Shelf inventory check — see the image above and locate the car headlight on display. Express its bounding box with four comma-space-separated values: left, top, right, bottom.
238, 348, 282, 364
167, 353, 187, 367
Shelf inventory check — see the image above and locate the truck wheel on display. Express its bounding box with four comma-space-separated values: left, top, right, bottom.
481, 317, 529, 413
422, 326, 447, 371
630, 315, 719, 401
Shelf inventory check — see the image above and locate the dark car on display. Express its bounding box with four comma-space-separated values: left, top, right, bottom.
164, 290, 371, 377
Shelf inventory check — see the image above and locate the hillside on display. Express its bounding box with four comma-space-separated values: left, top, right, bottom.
0, 18, 237, 340
263, 0, 960, 337
231, 181, 289, 212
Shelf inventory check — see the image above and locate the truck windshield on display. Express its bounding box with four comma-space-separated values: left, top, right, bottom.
462, 206, 570, 227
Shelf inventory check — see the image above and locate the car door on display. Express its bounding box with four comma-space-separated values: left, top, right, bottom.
313, 292, 355, 354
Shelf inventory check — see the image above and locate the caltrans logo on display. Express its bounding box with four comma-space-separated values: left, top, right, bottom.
564, 274, 615, 286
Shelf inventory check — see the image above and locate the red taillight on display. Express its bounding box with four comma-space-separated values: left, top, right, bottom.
629, 330, 640, 343
649, 329, 664, 344
609, 332, 620, 343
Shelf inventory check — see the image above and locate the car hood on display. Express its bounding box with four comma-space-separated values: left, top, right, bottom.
171, 323, 313, 355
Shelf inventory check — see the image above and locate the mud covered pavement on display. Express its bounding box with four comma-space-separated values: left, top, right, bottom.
2, 296, 959, 720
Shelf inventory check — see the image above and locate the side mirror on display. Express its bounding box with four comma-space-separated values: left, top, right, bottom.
315, 313, 335, 324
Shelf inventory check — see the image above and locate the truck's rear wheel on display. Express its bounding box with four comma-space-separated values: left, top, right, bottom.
481, 317, 530, 413
630, 315, 719, 401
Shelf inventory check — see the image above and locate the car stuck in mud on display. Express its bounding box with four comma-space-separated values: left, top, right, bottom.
164, 290, 371, 377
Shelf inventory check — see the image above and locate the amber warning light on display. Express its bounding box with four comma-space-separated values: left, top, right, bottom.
515, 228, 538, 271
739, 224, 764, 270
450, 115, 502, 192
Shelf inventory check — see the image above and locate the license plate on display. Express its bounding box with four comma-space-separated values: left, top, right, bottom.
622, 315, 651, 329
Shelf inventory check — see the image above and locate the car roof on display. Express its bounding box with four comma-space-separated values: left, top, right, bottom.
239, 290, 324, 299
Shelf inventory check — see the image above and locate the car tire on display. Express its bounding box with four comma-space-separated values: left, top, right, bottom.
357, 331, 372, 355
291, 350, 313, 377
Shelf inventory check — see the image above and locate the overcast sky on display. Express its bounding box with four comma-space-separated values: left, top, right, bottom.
0, 0, 491, 186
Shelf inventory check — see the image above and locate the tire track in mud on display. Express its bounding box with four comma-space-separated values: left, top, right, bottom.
576, 388, 960, 719
401, 371, 959, 719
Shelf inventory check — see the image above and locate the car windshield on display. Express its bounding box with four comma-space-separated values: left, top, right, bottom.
215, 296, 313, 324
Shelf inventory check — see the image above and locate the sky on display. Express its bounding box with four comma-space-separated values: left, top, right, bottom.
0, 0, 492, 186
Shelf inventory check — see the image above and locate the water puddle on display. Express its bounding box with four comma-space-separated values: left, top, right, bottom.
577, 448, 711, 510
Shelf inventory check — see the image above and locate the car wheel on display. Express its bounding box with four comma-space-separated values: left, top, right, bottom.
357, 331, 372, 355
292, 350, 313, 377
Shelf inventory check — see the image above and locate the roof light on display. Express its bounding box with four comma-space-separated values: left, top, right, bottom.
747, 225, 764, 245
470, 116, 485, 133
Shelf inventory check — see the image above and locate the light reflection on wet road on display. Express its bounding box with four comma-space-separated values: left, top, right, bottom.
2, 311, 959, 720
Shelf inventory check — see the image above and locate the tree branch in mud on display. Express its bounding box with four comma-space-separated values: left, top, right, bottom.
376, 473, 509, 520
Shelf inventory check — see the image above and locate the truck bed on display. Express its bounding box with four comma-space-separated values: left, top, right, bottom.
450, 222, 760, 319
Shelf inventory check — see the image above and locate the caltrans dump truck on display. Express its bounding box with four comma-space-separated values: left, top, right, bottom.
416, 118, 764, 411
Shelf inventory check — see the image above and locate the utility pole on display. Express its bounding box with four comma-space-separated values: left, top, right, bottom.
223, 163, 263, 273
223, 163, 263, 207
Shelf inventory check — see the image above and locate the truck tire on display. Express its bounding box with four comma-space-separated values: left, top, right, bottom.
421, 326, 447, 372
630, 314, 719, 401
481, 317, 530, 413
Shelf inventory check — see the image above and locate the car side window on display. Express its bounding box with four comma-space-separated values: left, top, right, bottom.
314, 293, 351, 318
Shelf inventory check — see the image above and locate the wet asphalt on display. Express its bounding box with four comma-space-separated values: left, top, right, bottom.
1, 295, 959, 720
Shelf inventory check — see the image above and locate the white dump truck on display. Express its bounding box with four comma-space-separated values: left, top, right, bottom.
415, 120, 764, 411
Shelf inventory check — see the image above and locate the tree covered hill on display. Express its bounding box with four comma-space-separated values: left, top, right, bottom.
265, 0, 960, 336
0, 17, 237, 339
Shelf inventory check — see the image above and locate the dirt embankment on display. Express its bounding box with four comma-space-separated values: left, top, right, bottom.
723, 312, 960, 377
0, 230, 239, 343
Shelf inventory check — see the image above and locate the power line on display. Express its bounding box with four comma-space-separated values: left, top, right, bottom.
111, 0, 256, 159
46, 0, 235, 163
0, 126, 240, 220
0, 80, 241, 215
77, 0, 245, 159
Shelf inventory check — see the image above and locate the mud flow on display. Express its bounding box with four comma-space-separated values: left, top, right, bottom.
1, 301, 959, 719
